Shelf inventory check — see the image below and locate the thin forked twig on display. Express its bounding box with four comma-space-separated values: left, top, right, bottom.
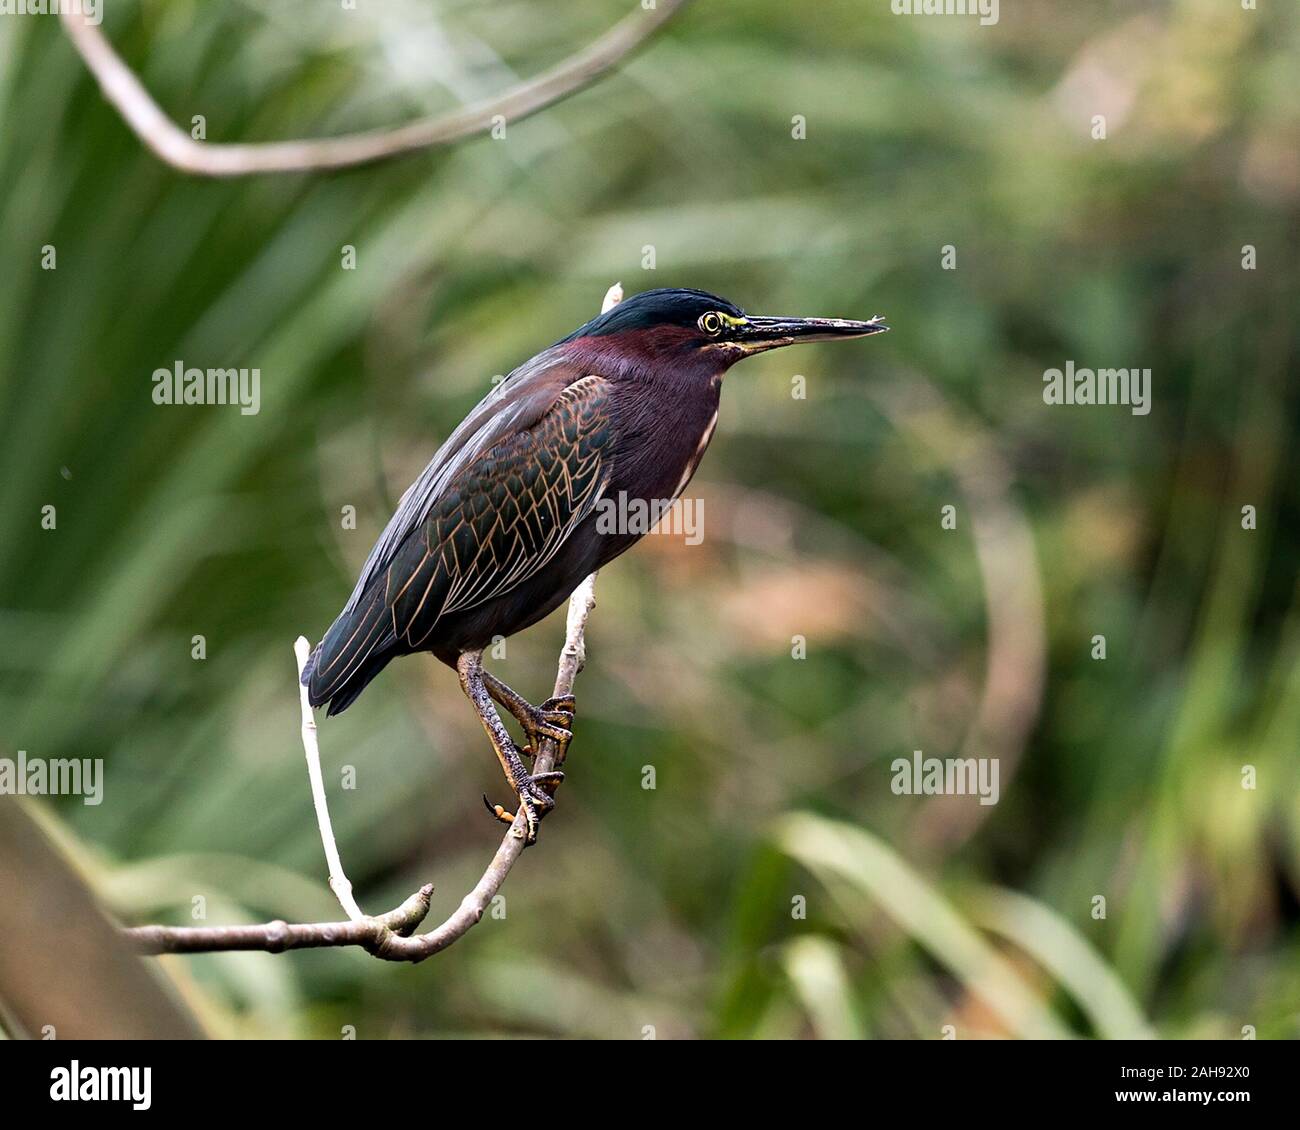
125, 575, 597, 961
59, 4, 690, 177
294, 637, 365, 922
123, 285, 619, 962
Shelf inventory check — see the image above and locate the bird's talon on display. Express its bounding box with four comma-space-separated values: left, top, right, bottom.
517, 702, 574, 759
516, 773, 561, 844
529, 770, 565, 796
531, 716, 575, 746
539, 709, 574, 727
483, 772, 561, 843
540, 694, 576, 717
482, 793, 516, 826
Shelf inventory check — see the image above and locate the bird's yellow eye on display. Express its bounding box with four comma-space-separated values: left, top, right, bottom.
699, 312, 723, 336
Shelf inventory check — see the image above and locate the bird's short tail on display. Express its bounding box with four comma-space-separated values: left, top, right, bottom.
301, 587, 398, 716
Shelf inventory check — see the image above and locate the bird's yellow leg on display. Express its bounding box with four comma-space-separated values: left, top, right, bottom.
456, 650, 562, 844
481, 670, 576, 761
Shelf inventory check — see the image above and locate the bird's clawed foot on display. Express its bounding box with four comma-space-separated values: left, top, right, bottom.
469, 666, 574, 842
482, 770, 565, 844
521, 694, 576, 760
481, 671, 577, 761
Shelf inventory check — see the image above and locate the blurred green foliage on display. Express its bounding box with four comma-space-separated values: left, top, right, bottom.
0, 0, 1297, 1038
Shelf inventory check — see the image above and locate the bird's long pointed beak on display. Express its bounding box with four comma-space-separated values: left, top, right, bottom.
736, 313, 889, 353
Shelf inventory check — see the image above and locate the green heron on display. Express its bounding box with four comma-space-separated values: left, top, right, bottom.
304, 288, 887, 841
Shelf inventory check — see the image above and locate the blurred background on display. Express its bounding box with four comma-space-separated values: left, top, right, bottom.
0, 0, 1297, 1039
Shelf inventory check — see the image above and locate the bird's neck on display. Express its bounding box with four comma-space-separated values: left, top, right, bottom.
566, 335, 724, 509
558, 332, 728, 386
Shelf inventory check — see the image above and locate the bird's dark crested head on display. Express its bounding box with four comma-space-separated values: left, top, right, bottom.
568, 288, 746, 340
559, 286, 888, 372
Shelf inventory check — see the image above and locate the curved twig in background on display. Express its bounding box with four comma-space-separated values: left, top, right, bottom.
59, 3, 691, 176
870, 378, 1048, 854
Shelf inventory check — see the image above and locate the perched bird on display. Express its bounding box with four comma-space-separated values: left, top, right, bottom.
303, 287, 887, 840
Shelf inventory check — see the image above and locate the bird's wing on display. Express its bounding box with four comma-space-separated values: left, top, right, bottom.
388, 372, 612, 648
305, 364, 611, 707
340, 352, 579, 616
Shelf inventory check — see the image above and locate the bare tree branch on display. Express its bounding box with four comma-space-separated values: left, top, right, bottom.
125, 575, 597, 962
59, 3, 690, 177
121, 285, 619, 963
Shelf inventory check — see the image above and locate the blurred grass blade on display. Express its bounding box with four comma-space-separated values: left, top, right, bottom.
968, 887, 1152, 1040
776, 813, 1070, 1039
781, 936, 865, 1040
